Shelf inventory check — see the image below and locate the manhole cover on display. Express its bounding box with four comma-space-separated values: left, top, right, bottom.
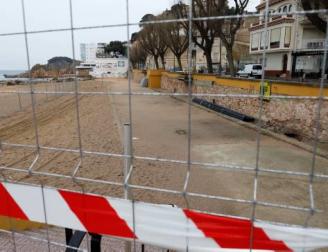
175, 129, 187, 135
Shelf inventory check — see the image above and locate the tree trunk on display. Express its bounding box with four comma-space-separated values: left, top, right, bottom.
160, 55, 166, 70
226, 47, 235, 76
176, 55, 183, 70
204, 50, 213, 73
154, 56, 159, 69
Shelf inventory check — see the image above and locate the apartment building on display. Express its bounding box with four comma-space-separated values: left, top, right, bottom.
250, 0, 326, 78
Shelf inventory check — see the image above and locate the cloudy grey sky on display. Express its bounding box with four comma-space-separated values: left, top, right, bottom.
0, 0, 258, 70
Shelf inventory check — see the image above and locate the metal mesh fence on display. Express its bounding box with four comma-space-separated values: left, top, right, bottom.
0, 0, 328, 250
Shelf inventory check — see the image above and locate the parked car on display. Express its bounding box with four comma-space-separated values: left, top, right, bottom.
237, 64, 262, 78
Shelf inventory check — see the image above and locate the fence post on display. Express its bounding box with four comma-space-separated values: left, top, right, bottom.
56, 82, 59, 97
123, 123, 132, 199
45, 83, 49, 101
17, 92, 22, 111
123, 123, 132, 252
102, 73, 104, 87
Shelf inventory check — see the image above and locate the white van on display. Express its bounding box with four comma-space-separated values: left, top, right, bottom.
237, 64, 263, 78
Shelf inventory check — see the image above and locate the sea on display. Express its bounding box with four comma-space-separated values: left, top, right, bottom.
0, 70, 26, 81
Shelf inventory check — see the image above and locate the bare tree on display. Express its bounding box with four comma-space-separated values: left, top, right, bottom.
138, 14, 168, 69
138, 15, 160, 69
216, 0, 250, 76
161, 8, 189, 70
175, 0, 249, 75
175, 1, 219, 73
130, 41, 147, 69
155, 22, 169, 69
301, 0, 328, 34
191, 0, 220, 73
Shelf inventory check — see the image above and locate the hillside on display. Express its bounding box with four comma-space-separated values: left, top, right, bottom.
23, 57, 80, 78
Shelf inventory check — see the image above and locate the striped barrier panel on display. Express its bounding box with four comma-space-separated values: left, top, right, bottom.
0, 182, 327, 251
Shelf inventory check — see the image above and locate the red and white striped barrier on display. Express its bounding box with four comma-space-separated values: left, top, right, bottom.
0, 182, 327, 251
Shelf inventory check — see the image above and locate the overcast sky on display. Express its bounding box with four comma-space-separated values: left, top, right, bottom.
0, 0, 258, 70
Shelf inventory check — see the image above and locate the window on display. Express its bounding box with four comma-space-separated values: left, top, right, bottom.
253, 65, 262, 70
307, 42, 324, 49
289, 5, 292, 12
284, 27, 291, 47
283, 6, 287, 13
251, 33, 259, 50
270, 28, 281, 48
260, 31, 269, 49
278, 7, 281, 13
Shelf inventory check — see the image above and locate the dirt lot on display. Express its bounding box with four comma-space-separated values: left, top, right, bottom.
0, 78, 328, 230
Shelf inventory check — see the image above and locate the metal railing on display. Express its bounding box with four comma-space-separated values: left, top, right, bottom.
0, 0, 327, 251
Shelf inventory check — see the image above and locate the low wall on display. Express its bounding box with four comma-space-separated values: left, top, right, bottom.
132, 70, 146, 83
161, 74, 328, 142
148, 69, 165, 89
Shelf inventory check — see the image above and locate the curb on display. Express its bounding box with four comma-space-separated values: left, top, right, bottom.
164, 92, 328, 160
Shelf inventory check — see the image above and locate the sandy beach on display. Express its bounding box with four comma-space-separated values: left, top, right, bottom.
0, 78, 327, 230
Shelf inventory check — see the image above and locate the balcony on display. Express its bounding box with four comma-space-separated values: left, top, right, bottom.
250, 14, 294, 31
272, 15, 282, 21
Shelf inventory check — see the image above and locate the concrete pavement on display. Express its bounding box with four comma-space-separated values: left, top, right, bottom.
105, 78, 328, 228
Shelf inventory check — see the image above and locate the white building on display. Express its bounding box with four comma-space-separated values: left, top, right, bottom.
250, 0, 327, 78
79, 43, 128, 78
80, 43, 107, 62
78, 58, 128, 78
80, 43, 96, 62
91, 58, 128, 78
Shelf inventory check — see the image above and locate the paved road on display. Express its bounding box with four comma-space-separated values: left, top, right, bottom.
106, 78, 328, 228
0, 227, 164, 252
0, 78, 328, 250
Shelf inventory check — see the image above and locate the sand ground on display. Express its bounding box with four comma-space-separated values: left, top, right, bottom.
0, 78, 328, 249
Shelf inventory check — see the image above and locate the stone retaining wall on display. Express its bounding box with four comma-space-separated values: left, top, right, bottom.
132, 70, 146, 83
161, 75, 328, 142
